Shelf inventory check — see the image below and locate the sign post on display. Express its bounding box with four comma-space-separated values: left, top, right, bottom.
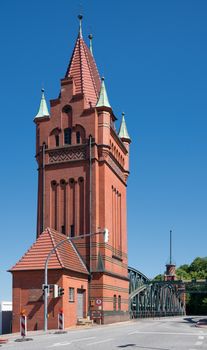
95, 298, 103, 324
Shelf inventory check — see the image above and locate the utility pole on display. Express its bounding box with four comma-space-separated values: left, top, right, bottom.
169, 230, 172, 265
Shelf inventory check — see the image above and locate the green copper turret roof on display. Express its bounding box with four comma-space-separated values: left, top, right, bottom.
118, 112, 131, 141
88, 34, 93, 56
96, 77, 111, 108
34, 88, 50, 120
78, 14, 83, 38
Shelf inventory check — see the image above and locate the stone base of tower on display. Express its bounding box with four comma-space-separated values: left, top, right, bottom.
89, 272, 129, 324
101, 311, 130, 324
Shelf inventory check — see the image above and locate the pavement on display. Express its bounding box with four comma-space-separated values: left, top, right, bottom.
0, 316, 207, 349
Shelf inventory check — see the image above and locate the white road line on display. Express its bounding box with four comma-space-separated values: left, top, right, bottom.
195, 341, 203, 346
128, 331, 207, 336
48, 337, 96, 347
48, 343, 71, 347
86, 338, 113, 346
198, 335, 204, 340
71, 336, 96, 343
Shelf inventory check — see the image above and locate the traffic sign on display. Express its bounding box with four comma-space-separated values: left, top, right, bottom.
95, 298, 102, 306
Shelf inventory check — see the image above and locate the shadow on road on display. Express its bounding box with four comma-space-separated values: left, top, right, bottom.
182, 317, 198, 324
183, 317, 207, 324
117, 345, 169, 350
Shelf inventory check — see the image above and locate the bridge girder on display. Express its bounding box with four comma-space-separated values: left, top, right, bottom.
128, 267, 186, 318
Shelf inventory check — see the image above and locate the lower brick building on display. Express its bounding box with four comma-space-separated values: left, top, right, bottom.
10, 228, 89, 331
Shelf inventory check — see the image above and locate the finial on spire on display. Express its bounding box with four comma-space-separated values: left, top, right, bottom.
78, 14, 83, 37
88, 34, 93, 56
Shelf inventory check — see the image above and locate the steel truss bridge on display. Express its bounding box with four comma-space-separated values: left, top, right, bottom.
128, 267, 207, 319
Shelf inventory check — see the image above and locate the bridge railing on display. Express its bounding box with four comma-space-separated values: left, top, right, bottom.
130, 310, 185, 319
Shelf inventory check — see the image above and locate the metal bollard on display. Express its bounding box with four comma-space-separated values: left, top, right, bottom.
20, 314, 27, 338
58, 311, 64, 330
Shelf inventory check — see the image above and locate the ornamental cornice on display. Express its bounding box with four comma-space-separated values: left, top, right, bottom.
47, 145, 87, 164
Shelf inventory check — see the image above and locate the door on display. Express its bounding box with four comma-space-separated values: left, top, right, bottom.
77, 290, 84, 318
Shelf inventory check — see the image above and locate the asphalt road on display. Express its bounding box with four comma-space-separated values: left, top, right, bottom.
1, 316, 207, 350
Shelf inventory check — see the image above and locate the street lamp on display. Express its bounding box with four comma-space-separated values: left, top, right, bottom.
43, 228, 109, 331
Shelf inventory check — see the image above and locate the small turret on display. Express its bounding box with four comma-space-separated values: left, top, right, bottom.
96, 77, 111, 109
34, 88, 50, 121
88, 34, 93, 56
118, 112, 131, 142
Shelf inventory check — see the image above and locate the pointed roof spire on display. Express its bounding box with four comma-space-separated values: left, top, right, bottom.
88, 34, 93, 56
118, 112, 131, 141
34, 88, 50, 120
65, 20, 101, 107
96, 77, 111, 109
78, 14, 83, 38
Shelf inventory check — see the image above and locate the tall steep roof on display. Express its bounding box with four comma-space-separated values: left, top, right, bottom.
65, 30, 101, 107
10, 228, 88, 275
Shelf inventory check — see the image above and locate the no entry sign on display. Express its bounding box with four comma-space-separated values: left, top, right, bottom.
95, 298, 102, 306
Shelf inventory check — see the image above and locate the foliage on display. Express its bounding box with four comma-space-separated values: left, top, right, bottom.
168, 257, 207, 281
154, 256, 207, 315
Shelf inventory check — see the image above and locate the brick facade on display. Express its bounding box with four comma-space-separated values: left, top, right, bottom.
10, 17, 131, 331
12, 270, 88, 332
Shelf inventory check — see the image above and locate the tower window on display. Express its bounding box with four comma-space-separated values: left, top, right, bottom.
118, 295, 121, 310
55, 135, 59, 147
70, 224, 75, 237
61, 225, 65, 234
76, 131, 81, 144
64, 128, 71, 145
113, 294, 117, 311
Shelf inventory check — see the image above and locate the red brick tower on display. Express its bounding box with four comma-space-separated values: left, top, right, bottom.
34, 16, 131, 323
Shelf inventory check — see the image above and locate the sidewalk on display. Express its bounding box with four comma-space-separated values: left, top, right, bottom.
0, 324, 94, 343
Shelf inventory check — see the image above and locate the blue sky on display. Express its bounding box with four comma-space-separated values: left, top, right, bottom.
0, 0, 207, 300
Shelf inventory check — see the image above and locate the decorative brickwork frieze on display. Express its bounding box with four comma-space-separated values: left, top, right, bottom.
48, 145, 87, 164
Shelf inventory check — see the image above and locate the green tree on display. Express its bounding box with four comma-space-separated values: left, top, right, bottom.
153, 256, 207, 315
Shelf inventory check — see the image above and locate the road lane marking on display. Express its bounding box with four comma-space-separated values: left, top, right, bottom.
49, 343, 71, 347
71, 337, 96, 343
198, 335, 204, 340
128, 331, 207, 336
48, 337, 96, 347
195, 341, 203, 346
86, 338, 113, 346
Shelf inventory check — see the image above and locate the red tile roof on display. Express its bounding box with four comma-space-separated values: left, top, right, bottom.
65, 34, 101, 107
10, 228, 88, 275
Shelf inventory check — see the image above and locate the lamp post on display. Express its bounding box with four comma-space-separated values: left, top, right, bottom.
43, 228, 109, 332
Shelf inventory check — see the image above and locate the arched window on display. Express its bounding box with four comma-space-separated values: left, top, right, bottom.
55, 135, 59, 147
118, 295, 121, 310
113, 295, 117, 311
76, 131, 81, 144
64, 128, 71, 145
